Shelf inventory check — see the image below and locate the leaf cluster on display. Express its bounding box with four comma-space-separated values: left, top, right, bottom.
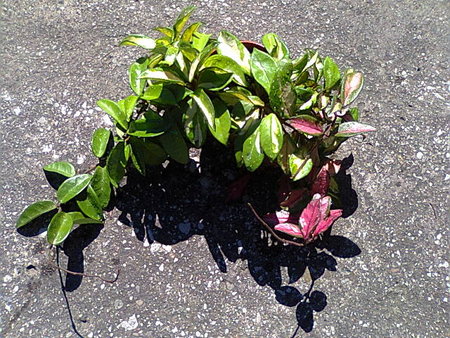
16, 6, 375, 246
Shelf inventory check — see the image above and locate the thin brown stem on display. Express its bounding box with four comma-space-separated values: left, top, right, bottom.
247, 203, 304, 247
50, 247, 120, 284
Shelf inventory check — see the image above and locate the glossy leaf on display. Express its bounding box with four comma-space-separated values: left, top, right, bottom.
192, 32, 211, 52
335, 122, 376, 137
184, 99, 207, 147
141, 84, 164, 101
106, 142, 127, 187
67, 212, 103, 225
154, 26, 174, 39
91, 128, 111, 158
140, 68, 185, 85
128, 111, 167, 137
289, 154, 313, 181
118, 95, 138, 121
130, 138, 167, 172
323, 56, 341, 90
197, 68, 233, 91
209, 99, 231, 145
217, 31, 251, 74
250, 49, 277, 95
77, 186, 103, 221
120, 34, 156, 49
90, 166, 111, 208
288, 116, 323, 136
243, 125, 264, 172
274, 223, 303, 238
181, 22, 202, 42
97, 99, 128, 130
262, 33, 290, 60
260, 113, 283, 160
188, 41, 217, 82
269, 61, 296, 116
159, 127, 189, 164
57, 174, 92, 204
342, 70, 364, 106
173, 5, 196, 39
16, 201, 57, 228
129, 58, 149, 95
202, 55, 248, 86
43, 161, 75, 177
191, 89, 215, 129
47, 212, 74, 245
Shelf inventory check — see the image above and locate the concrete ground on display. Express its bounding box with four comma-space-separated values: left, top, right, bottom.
1, 0, 448, 337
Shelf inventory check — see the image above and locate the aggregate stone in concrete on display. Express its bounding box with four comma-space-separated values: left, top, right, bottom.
1, 0, 449, 337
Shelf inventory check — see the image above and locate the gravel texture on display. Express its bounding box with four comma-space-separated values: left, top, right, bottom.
0, 0, 449, 337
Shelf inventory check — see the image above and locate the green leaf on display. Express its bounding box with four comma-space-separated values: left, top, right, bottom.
106, 142, 127, 187
202, 55, 248, 86
188, 41, 217, 82
154, 26, 174, 39
191, 89, 215, 129
323, 56, 341, 90
250, 48, 277, 95
129, 58, 149, 95
129, 138, 167, 168
118, 95, 138, 121
128, 111, 167, 137
173, 5, 196, 39
348, 107, 359, 121
217, 31, 251, 75
43, 161, 75, 177
197, 68, 233, 91
243, 125, 264, 172
181, 22, 202, 43
47, 212, 74, 245
97, 99, 128, 130
120, 34, 156, 49
57, 174, 92, 204
90, 166, 111, 208
76, 186, 103, 221
67, 212, 103, 225
288, 154, 313, 181
141, 84, 164, 101
209, 99, 231, 145
261, 33, 290, 60
183, 99, 207, 148
140, 68, 185, 85
16, 201, 57, 228
192, 32, 211, 51
269, 61, 296, 116
260, 113, 283, 160
159, 127, 189, 164
91, 128, 111, 158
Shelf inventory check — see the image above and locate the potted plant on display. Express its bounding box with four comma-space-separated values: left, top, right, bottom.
16, 5, 375, 251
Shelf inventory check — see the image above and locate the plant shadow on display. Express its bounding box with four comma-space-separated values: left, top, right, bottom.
113, 141, 361, 333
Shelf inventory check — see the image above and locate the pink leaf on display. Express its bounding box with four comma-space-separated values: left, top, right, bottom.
263, 210, 300, 226
299, 195, 332, 241
274, 223, 304, 238
288, 117, 323, 136
313, 209, 342, 238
